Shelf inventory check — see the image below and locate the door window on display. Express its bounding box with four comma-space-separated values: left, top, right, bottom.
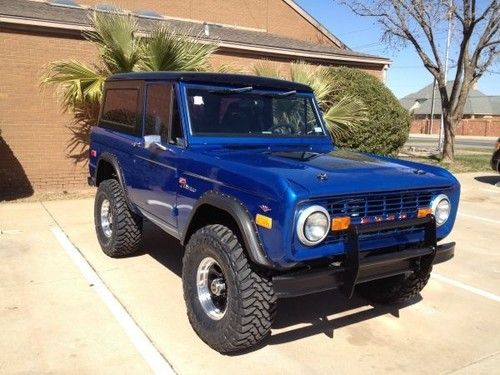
144, 84, 173, 143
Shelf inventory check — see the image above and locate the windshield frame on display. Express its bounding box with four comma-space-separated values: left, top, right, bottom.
180, 82, 333, 146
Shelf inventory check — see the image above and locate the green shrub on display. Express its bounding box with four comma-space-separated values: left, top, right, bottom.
326, 67, 410, 155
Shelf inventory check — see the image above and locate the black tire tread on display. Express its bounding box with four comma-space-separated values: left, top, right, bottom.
183, 224, 276, 353
357, 267, 432, 304
95, 179, 143, 257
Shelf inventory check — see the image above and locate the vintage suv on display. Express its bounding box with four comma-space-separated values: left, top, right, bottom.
89, 72, 459, 353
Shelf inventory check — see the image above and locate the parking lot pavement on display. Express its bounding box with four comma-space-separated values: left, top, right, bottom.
0, 203, 151, 374
1, 172, 499, 374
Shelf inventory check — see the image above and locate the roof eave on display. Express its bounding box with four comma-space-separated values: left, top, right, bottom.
217, 42, 390, 65
0, 15, 391, 66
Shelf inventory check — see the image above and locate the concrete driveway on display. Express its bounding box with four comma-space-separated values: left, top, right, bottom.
1, 173, 499, 374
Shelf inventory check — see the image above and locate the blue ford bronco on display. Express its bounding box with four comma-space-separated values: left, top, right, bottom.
89, 72, 459, 353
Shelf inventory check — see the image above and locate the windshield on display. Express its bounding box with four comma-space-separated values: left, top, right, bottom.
186, 86, 326, 137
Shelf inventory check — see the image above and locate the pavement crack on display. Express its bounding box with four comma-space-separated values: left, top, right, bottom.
445, 351, 500, 374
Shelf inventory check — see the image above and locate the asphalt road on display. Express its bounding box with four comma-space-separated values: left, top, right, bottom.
407, 135, 497, 150
1, 173, 499, 374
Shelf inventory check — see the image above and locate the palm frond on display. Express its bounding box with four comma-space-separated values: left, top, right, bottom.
42, 60, 105, 112
308, 67, 336, 106
288, 63, 334, 106
85, 12, 141, 73
252, 60, 283, 79
288, 61, 311, 84
138, 27, 217, 72
210, 63, 241, 73
323, 96, 369, 139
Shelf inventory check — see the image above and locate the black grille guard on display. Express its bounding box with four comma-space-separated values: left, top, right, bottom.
273, 216, 454, 299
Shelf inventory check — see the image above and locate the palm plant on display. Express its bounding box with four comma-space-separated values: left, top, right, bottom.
88, 11, 142, 74
252, 61, 368, 140
138, 26, 217, 71
42, 12, 217, 162
323, 95, 368, 139
253, 60, 283, 79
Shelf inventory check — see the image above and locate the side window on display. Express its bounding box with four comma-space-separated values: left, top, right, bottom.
144, 84, 172, 143
101, 89, 139, 133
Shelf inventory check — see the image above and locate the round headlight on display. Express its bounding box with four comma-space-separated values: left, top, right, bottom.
296, 205, 330, 246
431, 194, 451, 227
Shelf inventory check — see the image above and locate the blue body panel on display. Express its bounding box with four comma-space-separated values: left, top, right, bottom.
89, 79, 460, 269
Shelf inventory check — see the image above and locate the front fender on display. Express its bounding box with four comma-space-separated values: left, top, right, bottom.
180, 190, 293, 270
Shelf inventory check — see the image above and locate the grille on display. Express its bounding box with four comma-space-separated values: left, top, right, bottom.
322, 188, 449, 247
327, 189, 436, 219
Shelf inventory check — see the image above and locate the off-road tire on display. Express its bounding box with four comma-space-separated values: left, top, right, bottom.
94, 179, 143, 257
182, 224, 276, 353
356, 267, 432, 304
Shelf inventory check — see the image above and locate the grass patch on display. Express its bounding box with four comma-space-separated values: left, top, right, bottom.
402, 153, 492, 173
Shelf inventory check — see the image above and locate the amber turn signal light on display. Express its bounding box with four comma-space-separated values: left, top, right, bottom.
417, 207, 432, 218
255, 214, 272, 229
331, 216, 351, 231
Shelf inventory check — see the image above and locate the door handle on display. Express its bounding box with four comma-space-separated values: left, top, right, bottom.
151, 142, 167, 151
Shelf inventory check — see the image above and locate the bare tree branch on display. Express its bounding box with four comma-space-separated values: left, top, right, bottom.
338, 0, 500, 161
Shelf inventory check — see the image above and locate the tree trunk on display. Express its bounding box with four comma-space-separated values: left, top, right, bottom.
441, 114, 455, 161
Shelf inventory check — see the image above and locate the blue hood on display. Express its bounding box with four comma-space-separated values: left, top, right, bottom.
206, 148, 456, 198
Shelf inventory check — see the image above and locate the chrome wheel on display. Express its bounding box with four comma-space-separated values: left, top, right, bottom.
196, 257, 227, 320
100, 199, 113, 238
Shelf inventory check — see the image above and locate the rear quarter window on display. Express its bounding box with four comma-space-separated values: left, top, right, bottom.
100, 88, 140, 134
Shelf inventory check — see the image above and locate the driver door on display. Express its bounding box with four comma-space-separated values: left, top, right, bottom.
131, 82, 180, 228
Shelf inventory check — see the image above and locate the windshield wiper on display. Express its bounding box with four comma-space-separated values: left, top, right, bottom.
209, 86, 253, 94
260, 90, 297, 98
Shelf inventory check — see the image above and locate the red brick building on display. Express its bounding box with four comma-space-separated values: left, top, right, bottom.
400, 82, 500, 137
0, 0, 390, 199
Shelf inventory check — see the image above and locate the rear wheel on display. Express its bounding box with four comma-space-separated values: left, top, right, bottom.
356, 267, 432, 304
182, 224, 276, 353
94, 179, 143, 257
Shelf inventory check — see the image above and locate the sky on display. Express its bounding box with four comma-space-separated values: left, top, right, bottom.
295, 0, 499, 99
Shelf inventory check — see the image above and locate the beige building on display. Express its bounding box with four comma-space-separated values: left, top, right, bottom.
0, 0, 390, 199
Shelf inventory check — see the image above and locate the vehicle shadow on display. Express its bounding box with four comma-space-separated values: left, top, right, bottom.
474, 175, 500, 186
140, 221, 419, 353
269, 291, 415, 345
142, 220, 184, 277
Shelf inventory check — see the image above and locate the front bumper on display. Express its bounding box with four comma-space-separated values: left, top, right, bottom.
273, 216, 454, 298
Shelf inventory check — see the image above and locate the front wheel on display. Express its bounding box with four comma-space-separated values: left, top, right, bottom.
356, 267, 432, 304
182, 224, 276, 353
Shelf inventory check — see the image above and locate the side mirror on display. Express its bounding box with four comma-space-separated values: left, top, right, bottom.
143, 135, 167, 151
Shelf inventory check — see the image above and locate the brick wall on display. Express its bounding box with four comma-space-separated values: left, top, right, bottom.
0, 31, 97, 199
80, 0, 336, 46
410, 119, 500, 137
